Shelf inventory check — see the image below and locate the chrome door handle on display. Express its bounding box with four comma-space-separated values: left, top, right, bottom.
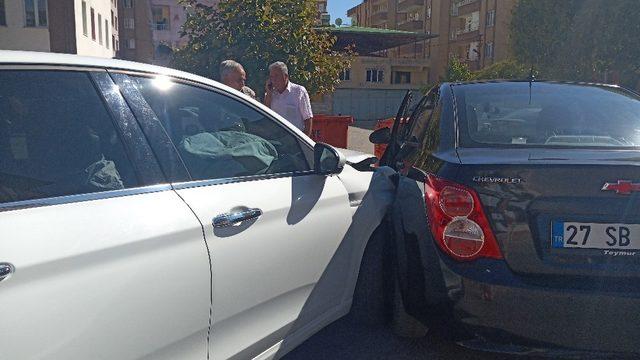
0, 263, 14, 283
213, 208, 263, 228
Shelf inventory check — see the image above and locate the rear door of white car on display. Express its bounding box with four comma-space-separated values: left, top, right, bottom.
0, 67, 210, 359
111, 73, 355, 359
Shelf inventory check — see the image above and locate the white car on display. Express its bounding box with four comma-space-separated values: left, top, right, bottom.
0, 51, 389, 360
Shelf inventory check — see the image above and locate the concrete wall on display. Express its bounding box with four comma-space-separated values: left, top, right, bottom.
0, 0, 50, 52
75, 0, 115, 58
333, 88, 413, 121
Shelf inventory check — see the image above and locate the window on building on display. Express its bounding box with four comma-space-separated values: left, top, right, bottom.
25, 0, 48, 27
0, 0, 6, 26
123, 0, 133, 8
124, 18, 134, 29
393, 71, 412, 84
98, 14, 103, 45
112, 35, 115, 51
127, 38, 136, 49
114, 15, 118, 29
339, 69, 351, 81
116, 39, 119, 51
366, 69, 384, 83
486, 9, 496, 27
485, 41, 494, 60
151, 6, 170, 30
81, 1, 87, 35
90, 8, 95, 40
111, 10, 114, 27
468, 41, 480, 61
105, 20, 109, 49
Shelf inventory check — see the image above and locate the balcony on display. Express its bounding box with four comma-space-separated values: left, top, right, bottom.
397, 0, 424, 12
451, 0, 480, 16
397, 19, 424, 31
371, 8, 388, 24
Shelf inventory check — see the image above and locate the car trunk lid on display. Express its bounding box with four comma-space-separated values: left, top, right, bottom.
456, 147, 640, 280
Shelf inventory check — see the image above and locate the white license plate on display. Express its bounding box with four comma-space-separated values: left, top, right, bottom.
552, 221, 640, 250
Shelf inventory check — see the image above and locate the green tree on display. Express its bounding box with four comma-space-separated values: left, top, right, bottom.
510, 0, 580, 78
510, 0, 640, 89
173, 0, 352, 97
472, 59, 533, 80
444, 57, 473, 82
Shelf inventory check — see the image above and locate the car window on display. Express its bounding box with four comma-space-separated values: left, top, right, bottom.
405, 87, 440, 150
454, 82, 640, 148
128, 75, 311, 181
0, 70, 139, 204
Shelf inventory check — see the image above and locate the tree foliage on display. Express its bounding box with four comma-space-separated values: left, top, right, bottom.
172, 0, 352, 97
472, 59, 532, 80
444, 57, 473, 82
511, 0, 640, 89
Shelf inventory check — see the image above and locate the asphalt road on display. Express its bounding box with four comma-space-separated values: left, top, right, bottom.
283, 315, 519, 360
347, 121, 376, 154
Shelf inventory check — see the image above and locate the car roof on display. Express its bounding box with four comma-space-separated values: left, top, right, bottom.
444, 79, 625, 90
0, 50, 230, 92
0, 50, 316, 142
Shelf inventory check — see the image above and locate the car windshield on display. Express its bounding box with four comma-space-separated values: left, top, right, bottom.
454, 82, 640, 148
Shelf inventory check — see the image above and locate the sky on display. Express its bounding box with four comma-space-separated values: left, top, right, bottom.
327, 0, 361, 26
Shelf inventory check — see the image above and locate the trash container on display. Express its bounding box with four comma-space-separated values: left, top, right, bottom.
311, 115, 354, 148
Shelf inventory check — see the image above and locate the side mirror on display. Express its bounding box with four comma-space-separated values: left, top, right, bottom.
369, 127, 391, 145
314, 143, 346, 175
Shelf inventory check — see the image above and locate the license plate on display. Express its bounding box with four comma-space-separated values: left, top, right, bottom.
552, 221, 640, 250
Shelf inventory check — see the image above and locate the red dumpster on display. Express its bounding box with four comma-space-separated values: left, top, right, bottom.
311, 115, 354, 148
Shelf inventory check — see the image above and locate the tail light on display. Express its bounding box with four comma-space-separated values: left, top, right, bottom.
425, 174, 502, 261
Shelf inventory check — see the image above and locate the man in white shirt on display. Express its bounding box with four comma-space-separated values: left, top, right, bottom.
264, 62, 313, 136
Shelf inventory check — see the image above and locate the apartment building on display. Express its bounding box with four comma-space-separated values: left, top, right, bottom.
118, 0, 328, 65
118, 0, 218, 65
0, 0, 118, 58
317, 0, 330, 26
347, 0, 516, 84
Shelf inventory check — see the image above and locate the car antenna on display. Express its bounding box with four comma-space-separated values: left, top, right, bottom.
528, 65, 536, 105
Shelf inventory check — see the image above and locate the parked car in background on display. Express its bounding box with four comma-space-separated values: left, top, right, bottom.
374, 80, 640, 356
0, 51, 384, 360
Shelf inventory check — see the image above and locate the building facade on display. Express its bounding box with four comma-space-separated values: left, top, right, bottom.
347, 0, 517, 85
316, 0, 330, 26
0, 0, 118, 58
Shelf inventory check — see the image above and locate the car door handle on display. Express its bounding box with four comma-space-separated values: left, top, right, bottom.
213, 208, 263, 228
0, 263, 14, 283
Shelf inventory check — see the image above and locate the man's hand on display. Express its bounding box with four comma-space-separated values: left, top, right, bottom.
303, 118, 313, 137
264, 79, 274, 107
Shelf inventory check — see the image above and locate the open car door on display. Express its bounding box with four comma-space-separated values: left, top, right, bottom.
373, 85, 453, 328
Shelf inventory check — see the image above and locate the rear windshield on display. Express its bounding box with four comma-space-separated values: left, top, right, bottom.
453, 82, 640, 148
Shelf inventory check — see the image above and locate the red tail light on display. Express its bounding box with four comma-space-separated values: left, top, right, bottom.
425, 174, 503, 261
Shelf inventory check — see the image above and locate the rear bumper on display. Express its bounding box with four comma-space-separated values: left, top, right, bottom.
439, 259, 640, 354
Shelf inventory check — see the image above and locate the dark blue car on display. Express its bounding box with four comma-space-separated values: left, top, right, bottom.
374, 80, 640, 356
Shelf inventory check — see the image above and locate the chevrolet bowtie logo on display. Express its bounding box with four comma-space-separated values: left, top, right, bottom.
601, 180, 640, 195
